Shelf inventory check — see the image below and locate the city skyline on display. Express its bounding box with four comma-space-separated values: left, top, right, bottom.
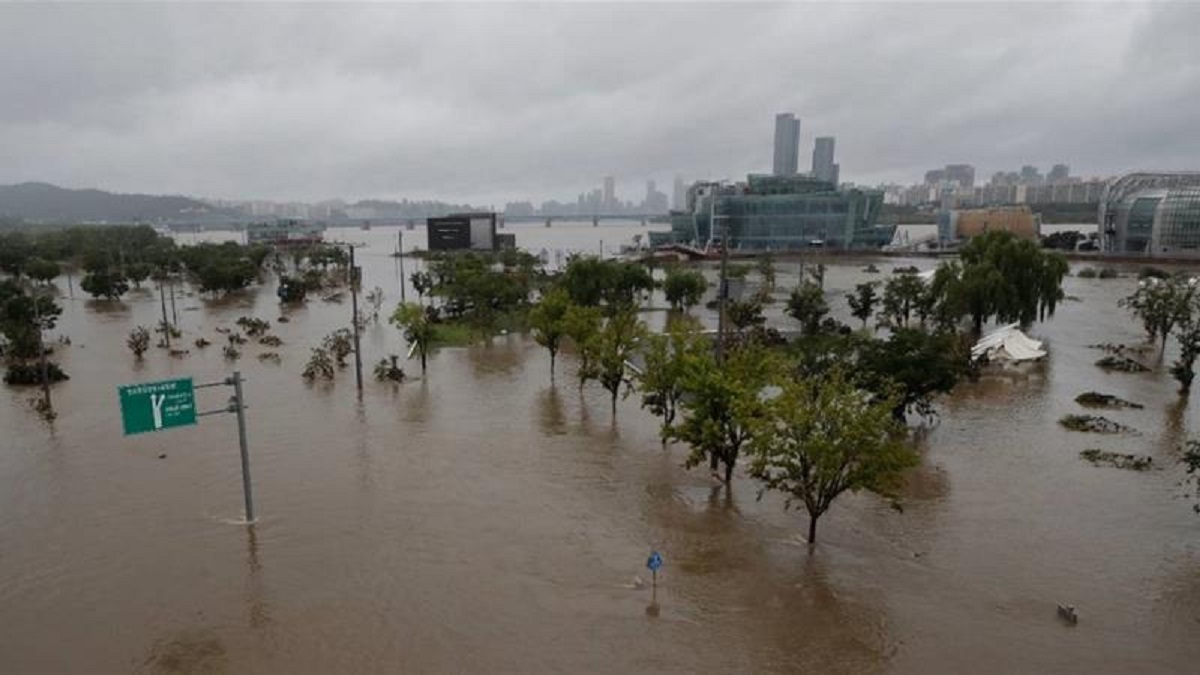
1, 3, 1197, 205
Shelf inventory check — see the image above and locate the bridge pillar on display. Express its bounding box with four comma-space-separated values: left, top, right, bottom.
641, 218, 647, 226
545, 218, 552, 228
593, 216, 599, 227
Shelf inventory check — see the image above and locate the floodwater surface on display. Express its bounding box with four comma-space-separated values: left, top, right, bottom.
1, 223, 1198, 673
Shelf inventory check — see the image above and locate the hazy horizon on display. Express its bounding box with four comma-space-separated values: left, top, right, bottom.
2, 2, 1197, 205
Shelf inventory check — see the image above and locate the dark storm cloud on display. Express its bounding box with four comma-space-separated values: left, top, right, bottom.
0, 2, 1196, 204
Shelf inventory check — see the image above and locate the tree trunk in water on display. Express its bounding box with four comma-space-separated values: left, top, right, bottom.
723, 460, 734, 484
420, 350, 427, 373
611, 391, 617, 417
808, 513, 819, 544
709, 453, 719, 472
549, 351, 556, 378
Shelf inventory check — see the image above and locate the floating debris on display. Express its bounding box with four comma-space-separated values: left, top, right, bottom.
1074, 392, 1144, 409
1060, 414, 1133, 434
194, 337, 211, 348
258, 335, 283, 347
1095, 356, 1150, 373
1080, 449, 1152, 470
257, 352, 281, 365
1057, 604, 1078, 625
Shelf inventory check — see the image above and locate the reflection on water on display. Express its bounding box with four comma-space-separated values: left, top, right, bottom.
2, 228, 1199, 672
138, 630, 227, 675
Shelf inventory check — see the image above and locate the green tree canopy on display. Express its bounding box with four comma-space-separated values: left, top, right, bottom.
528, 287, 572, 377
746, 367, 917, 544
662, 266, 708, 311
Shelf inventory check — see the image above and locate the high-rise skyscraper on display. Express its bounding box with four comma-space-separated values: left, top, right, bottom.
672, 175, 686, 211
603, 176, 615, 211
812, 136, 837, 184
1048, 164, 1070, 183
773, 113, 800, 175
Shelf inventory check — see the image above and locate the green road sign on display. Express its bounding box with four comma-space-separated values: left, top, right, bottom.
118, 377, 197, 435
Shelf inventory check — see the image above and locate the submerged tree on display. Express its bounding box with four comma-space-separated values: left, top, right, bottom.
786, 282, 829, 334
390, 302, 434, 373
637, 319, 708, 445
846, 281, 880, 329
581, 309, 645, 415
302, 347, 335, 381
322, 328, 355, 367
562, 303, 604, 389
746, 368, 917, 544
1171, 315, 1200, 394
662, 266, 708, 312
1120, 276, 1196, 351
374, 355, 406, 383
528, 287, 572, 377
670, 344, 775, 484
80, 269, 129, 300
127, 326, 150, 360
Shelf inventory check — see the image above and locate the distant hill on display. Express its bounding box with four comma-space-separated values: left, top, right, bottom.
0, 182, 228, 223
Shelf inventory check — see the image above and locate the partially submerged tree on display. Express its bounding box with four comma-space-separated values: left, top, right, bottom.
746, 367, 917, 544
80, 269, 129, 300
786, 282, 829, 334
1120, 276, 1196, 351
581, 309, 645, 415
528, 287, 571, 377
390, 302, 434, 373
846, 281, 880, 329
637, 319, 708, 445
127, 326, 150, 360
670, 344, 775, 484
562, 303, 603, 389
1171, 315, 1200, 394
322, 328, 355, 367
302, 347, 335, 381
662, 266, 708, 312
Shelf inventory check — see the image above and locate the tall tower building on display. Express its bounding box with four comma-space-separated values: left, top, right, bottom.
773, 113, 800, 175
603, 176, 615, 211
672, 175, 686, 210
812, 136, 837, 184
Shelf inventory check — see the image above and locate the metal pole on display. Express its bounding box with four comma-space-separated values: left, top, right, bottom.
169, 278, 178, 327
230, 370, 255, 523
714, 184, 728, 365
398, 230, 407, 303
348, 245, 363, 394
159, 280, 171, 349
34, 293, 50, 409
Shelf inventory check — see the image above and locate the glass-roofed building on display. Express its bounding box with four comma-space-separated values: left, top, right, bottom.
658, 174, 894, 251
1100, 172, 1200, 256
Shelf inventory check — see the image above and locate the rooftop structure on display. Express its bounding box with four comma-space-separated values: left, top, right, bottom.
665, 174, 893, 251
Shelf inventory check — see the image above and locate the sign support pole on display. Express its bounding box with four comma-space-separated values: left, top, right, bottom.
229, 370, 255, 523
348, 245, 363, 395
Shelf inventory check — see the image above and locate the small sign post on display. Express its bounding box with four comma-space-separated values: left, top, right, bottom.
647, 551, 663, 596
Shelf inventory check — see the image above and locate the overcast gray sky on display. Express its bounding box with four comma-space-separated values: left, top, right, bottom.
1, 2, 1197, 205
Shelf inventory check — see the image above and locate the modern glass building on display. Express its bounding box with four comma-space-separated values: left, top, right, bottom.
1100, 173, 1200, 255
663, 174, 894, 251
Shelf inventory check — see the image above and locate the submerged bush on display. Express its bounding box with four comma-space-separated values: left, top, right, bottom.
1075, 392, 1144, 409
1060, 414, 1133, 434
1080, 449, 1152, 470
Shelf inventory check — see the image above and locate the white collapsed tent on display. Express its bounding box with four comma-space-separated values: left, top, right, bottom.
971, 322, 1047, 363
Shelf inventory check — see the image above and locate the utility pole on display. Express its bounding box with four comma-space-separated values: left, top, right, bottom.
398, 230, 407, 303
348, 245, 363, 394
159, 277, 171, 349
169, 276, 178, 326
33, 292, 51, 410
707, 181, 729, 365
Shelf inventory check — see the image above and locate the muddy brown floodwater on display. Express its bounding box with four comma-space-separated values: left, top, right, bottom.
2, 223, 1198, 673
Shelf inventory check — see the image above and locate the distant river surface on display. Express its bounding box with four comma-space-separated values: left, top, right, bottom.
1, 222, 1197, 674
